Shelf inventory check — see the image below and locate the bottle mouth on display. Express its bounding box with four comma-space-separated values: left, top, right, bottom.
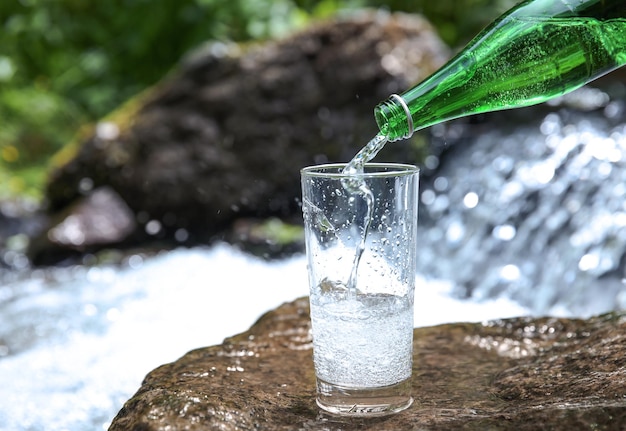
374, 94, 413, 141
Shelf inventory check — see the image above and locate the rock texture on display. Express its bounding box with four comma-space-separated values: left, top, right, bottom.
109, 298, 626, 430
35, 11, 448, 263
27, 187, 137, 263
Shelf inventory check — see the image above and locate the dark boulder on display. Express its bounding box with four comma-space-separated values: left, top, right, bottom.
37, 11, 449, 262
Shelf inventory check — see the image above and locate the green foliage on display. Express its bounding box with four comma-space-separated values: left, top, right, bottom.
0, 0, 515, 201
0, 0, 329, 199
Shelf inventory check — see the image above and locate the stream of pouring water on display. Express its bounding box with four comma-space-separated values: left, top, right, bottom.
341, 133, 389, 292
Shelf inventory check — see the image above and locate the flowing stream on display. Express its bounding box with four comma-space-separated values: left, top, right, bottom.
0, 244, 526, 431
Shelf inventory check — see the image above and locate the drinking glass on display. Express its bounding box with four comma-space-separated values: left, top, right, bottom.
301, 163, 419, 416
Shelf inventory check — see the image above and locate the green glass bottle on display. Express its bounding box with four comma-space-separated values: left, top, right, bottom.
375, 0, 626, 142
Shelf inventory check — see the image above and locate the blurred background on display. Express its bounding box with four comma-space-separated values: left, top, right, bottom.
0, 0, 518, 203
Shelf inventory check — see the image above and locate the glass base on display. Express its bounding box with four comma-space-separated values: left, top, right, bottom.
316, 377, 413, 416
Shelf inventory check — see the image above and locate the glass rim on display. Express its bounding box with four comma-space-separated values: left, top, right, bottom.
301, 163, 419, 178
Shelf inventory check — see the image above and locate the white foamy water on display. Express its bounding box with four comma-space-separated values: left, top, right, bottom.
310, 292, 413, 387
0, 243, 530, 431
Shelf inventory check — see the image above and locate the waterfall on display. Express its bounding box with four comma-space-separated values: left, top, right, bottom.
416, 88, 626, 316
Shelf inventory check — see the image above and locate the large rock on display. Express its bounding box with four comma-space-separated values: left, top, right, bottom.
38, 11, 448, 261
109, 298, 626, 430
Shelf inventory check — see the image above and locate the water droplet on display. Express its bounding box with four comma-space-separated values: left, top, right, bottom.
145, 220, 162, 235
492, 224, 516, 241
463, 192, 479, 209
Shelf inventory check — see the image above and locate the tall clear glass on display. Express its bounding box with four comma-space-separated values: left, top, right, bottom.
301, 163, 419, 416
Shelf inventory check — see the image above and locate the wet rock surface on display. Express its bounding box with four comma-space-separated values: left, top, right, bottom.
109, 298, 626, 431
34, 11, 448, 264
